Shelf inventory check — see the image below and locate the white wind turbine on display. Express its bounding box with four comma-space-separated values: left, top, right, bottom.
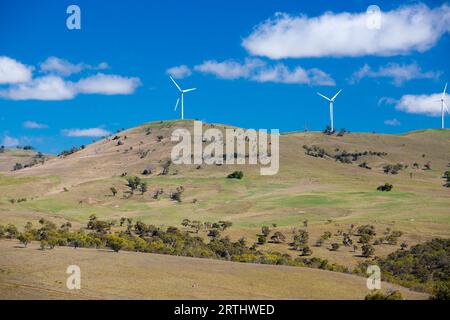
317, 89, 342, 132
170, 76, 197, 120
439, 82, 449, 129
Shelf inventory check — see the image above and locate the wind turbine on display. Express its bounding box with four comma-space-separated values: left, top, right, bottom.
439, 82, 449, 129
317, 89, 342, 132
170, 76, 197, 120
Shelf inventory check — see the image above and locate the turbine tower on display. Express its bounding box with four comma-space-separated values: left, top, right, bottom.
170, 76, 196, 120
440, 82, 449, 129
317, 90, 342, 132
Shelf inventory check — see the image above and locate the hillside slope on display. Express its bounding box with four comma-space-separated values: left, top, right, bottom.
0, 241, 427, 300
0, 120, 449, 268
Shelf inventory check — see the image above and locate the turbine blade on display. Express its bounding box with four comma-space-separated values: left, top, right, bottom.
183, 88, 197, 93
170, 76, 182, 92
444, 101, 450, 114
443, 82, 448, 99
174, 98, 180, 111
331, 89, 342, 101
317, 92, 331, 101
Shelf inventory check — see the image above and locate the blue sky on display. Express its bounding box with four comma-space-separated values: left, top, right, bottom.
0, 0, 449, 153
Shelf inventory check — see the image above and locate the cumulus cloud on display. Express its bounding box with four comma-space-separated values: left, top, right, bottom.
61, 128, 111, 137
0, 56, 33, 84
40, 57, 108, 76
194, 59, 335, 86
0, 76, 76, 101
166, 65, 192, 79
23, 121, 48, 129
194, 59, 265, 79
242, 3, 450, 59
378, 96, 398, 106
1, 135, 20, 147
395, 93, 450, 116
384, 118, 401, 126
350, 62, 441, 86
75, 73, 141, 95
0, 56, 139, 101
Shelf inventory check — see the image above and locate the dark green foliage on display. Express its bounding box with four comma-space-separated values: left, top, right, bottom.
362, 244, 375, 257
376, 239, 450, 292
330, 243, 340, 251
365, 290, 403, 300
227, 171, 244, 179
383, 163, 404, 175
377, 183, 393, 192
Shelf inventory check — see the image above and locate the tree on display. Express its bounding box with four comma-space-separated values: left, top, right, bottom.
365, 290, 403, 300
40, 240, 48, 250
181, 219, 191, 228
261, 226, 271, 237
270, 231, 286, 244
257, 235, 267, 245
219, 221, 233, 231
362, 244, 375, 257
110, 187, 118, 197
17, 232, 33, 247
430, 282, 450, 300
377, 183, 393, 192
227, 171, 244, 179
107, 234, 126, 252
400, 242, 408, 250
301, 246, 312, 256
208, 229, 221, 239
6, 224, 19, 239
126, 176, 142, 195
139, 182, 148, 195
330, 243, 340, 251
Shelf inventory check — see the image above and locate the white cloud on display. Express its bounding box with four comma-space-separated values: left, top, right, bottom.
0, 56, 33, 84
23, 121, 48, 129
378, 96, 398, 106
0, 76, 76, 101
395, 93, 450, 116
350, 62, 440, 86
194, 59, 264, 79
75, 73, 141, 95
40, 57, 108, 76
2, 135, 20, 147
194, 59, 335, 86
61, 128, 111, 137
0, 73, 140, 101
242, 4, 450, 59
384, 118, 401, 126
166, 65, 192, 79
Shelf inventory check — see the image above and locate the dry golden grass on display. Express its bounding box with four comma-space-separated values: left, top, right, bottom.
0, 240, 427, 300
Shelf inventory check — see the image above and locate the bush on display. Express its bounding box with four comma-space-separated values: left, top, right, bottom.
362, 244, 375, 257
365, 290, 403, 300
330, 243, 340, 251
430, 282, 450, 300
377, 183, 393, 192
227, 171, 244, 179
106, 234, 127, 252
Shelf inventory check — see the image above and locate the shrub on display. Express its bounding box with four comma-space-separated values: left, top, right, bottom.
227, 171, 244, 179
430, 282, 450, 300
330, 243, 340, 251
377, 183, 393, 192
106, 234, 127, 252
365, 290, 403, 300
362, 244, 375, 257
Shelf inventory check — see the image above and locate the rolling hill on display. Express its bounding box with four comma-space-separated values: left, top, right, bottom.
0, 120, 449, 299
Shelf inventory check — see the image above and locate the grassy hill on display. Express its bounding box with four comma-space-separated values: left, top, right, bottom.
0, 120, 449, 298
0, 240, 427, 300
0, 148, 54, 173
